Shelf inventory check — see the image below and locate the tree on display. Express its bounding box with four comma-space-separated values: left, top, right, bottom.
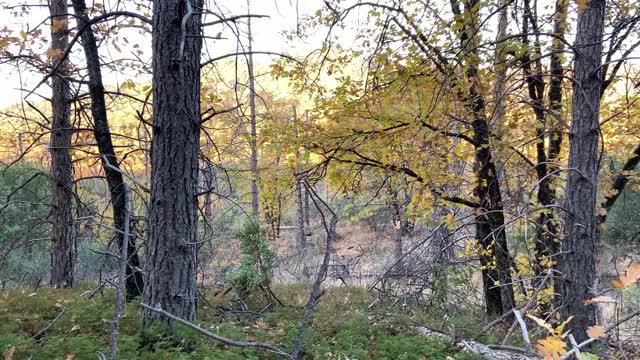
518, 0, 568, 281
141, 0, 204, 323
48, 0, 75, 288
71, 0, 144, 298
557, 0, 606, 342
451, 0, 515, 316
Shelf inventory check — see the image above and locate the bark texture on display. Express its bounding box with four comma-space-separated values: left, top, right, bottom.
454, 0, 515, 316
142, 0, 203, 323
557, 0, 606, 342
49, 0, 75, 288
71, 0, 144, 298
520, 0, 567, 280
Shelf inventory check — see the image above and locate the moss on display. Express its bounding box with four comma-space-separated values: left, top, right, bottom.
0, 285, 487, 359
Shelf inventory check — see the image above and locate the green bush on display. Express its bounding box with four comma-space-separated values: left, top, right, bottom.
223, 222, 275, 297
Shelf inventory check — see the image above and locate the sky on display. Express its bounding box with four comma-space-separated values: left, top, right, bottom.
0, 0, 329, 108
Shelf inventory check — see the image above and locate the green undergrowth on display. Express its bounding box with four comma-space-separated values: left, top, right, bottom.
0, 285, 487, 359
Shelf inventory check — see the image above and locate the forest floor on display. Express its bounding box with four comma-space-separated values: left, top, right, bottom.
0, 284, 494, 360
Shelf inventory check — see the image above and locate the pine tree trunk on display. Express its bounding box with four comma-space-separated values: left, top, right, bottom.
71, 0, 144, 298
557, 0, 605, 342
49, 0, 75, 288
142, 0, 203, 323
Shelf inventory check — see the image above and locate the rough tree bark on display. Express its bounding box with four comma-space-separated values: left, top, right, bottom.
536, 0, 567, 274
49, 0, 75, 288
519, 0, 567, 280
71, 0, 144, 298
454, 0, 515, 316
557, 0, 606, 342
142, 0, 203, 323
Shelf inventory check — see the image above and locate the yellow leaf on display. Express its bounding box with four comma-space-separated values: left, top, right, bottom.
584, 296, 616, 304
611, 262, 640, 289
611, 279, 625, 289
527, 314, 554, 334
587, 325, 605, 339
555, 316, 573, 337
535, 336, 567, 360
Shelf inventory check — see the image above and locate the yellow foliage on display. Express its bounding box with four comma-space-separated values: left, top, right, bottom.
535, 336, 567, 360
611, 262, 640, 289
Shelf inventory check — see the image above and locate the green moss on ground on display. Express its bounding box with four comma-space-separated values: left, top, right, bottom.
0, 285, 486, 360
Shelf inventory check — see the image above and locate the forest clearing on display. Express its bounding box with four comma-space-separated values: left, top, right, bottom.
1, 0, 640, 359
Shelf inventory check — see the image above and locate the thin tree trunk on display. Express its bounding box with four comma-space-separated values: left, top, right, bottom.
453, 0, 515, 316
71, 0, 144, 298
519, 0, 567, 281
142, 0, 203, 323
293, 106, 306, 257
247, 14, 259, 220
557, 0, 605, 343
303, 110, 310, 226
49, 0, 75, 288
108, 185, 131, 360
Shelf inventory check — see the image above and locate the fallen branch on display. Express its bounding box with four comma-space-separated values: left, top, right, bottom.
32, 308, 65, 340
140, 303, 292, 359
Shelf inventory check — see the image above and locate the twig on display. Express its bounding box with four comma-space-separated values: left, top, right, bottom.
107, 184, 131, 360
102, 155, 150, 193
289, 193, 348, 359
568, 334, 580, 357
140, 303, 293, 359
513, 309, 531, 348
486, 344, 537, 355
502, 269, 553, 345
32, 308, 65, 340
560, 308, 640, 359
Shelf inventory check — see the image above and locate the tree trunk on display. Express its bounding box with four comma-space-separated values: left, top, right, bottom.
49, 0, 75, 288
557, 0, 605, 343
458, 0, 515, 317
247, 15, 259, 220
71, 0, 144, 298
520, 0, 567, 281
293, 106, 306, 255
142, 0, 203, 323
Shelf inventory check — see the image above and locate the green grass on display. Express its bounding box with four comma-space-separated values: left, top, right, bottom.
0, 285, 486, 359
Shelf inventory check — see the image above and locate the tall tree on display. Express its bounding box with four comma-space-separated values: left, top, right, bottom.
142, 0, 204, 322
247, 13, 259, 220
71, 0, 144, 298
48, 0, 75, 288
452, 0, 515, 316
557, 0, 606, 342
519, 0, 567, 280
